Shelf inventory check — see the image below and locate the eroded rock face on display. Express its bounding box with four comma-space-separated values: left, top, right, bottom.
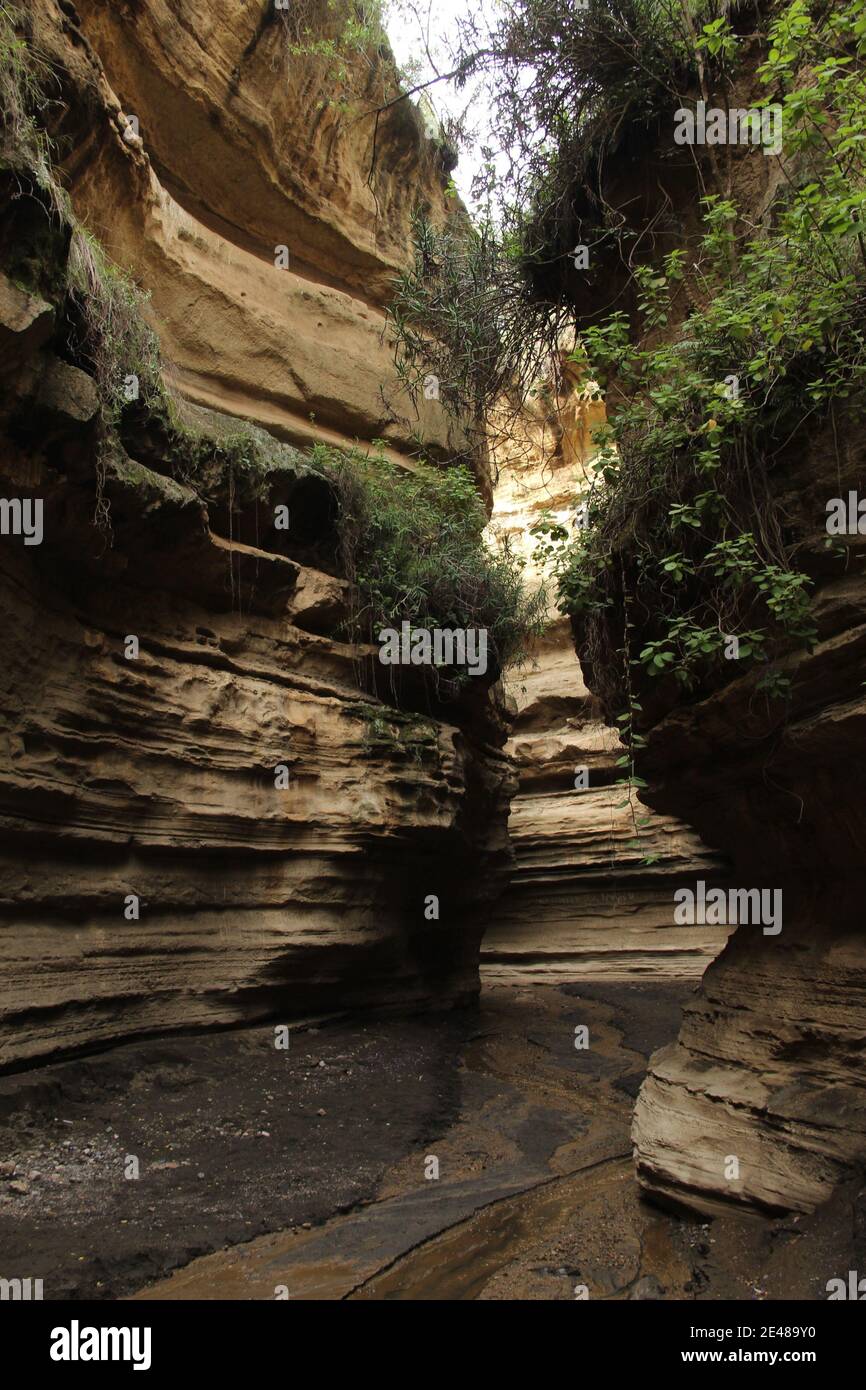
559, 68, 866, 1213
630, 504, 866, 1212
0, 266, 513, 1068
69, 0, 445, 303
31, 0, 472, 467
0, 7, 511, 1068
481, 373, 727, 984
634, 905, 866, 1215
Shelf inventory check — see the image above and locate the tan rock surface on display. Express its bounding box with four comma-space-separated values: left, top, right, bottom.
31, 0, 472, 468
0, 403, 513, 1067
70, 0, 452, 303
481, 371, 728, 984
0, 6, 508, 1069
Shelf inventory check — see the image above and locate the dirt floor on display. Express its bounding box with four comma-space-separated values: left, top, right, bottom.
1, 981, 863, 1300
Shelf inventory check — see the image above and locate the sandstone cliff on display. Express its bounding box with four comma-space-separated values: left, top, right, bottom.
37, 0, 470, 463
481, 371, 728, 985
560, 37, 866, 1213
0, 0, 511, 1069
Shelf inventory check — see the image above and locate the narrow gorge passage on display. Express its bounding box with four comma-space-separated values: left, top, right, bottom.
2, 0, 866, 1344
0, 332, 731, 1302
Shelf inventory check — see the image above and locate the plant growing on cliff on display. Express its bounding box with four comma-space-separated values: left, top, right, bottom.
0, 2, 61, 206
397, 0, 866, 712
275, 0, 393, 98
67, 230, 164, 418
64, 228, 308, 543
354, 701, 440, 763
316, 444, 547, 686
385, 0, 726, 404
388, 212, 580, 460
546, 0, 866, 711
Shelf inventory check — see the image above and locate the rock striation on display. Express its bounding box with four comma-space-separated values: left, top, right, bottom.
630, 513, 866, 1212
560, 61, 866, 1212
34, 0, 471, 466
481, 371, 728, 985
0, 1, 511, 1069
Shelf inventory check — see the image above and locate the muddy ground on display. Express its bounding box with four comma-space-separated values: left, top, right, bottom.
1, 981, 863, 1300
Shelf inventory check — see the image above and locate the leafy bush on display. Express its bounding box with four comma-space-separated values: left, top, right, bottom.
546, 0, 866, 707
387, 0, 718, 415
0, 1, 63, 209
393, 0, 866, 711
385, 0, 866, 824
315, 444, 547, 683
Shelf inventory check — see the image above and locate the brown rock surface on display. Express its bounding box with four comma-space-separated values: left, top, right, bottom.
481, 372, 728, 984
0, 5, 509, 1070
560, 73, 866, 1214
30, 0, 472, 467
630, 531, 866, 1212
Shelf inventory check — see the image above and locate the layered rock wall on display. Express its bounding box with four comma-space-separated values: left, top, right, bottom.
0, 1, 510, 1069
631, 475, 866, 1210
36, 0, 470, 464
560, 53, 866, 1212
481, 373, 728, 984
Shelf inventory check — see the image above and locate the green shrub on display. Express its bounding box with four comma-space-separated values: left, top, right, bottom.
0, 2, 63, 209
545, 0, 866, 708
66, 228, 164, 419
315, 444, 547, 683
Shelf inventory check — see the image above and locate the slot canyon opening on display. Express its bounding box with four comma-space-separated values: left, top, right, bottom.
1, 0, 865, 1325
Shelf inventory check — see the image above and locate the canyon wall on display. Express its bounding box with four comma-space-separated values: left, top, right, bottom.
562, 55, 866, 1212
0, 0, 511, 1069
631, 430, 866, 1213
481, 374, 728, 984
40, 0, 472, 465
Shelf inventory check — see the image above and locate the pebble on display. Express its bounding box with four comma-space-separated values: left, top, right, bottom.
630, 1274, 664, 1300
